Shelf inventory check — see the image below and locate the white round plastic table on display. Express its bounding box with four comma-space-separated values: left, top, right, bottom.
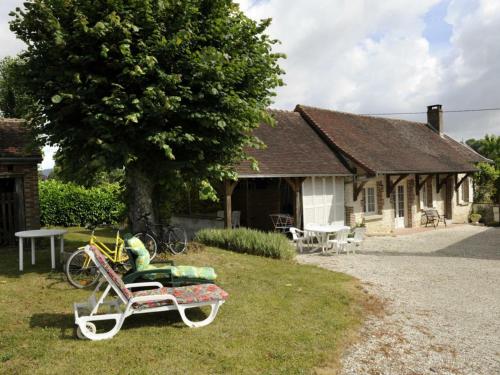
304, 224, 350, 253
15, 229, 67, 271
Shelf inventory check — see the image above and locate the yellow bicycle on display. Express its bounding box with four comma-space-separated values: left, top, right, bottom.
65, 227, 128, 288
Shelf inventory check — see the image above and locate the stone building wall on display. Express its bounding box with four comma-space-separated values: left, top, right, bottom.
451, 174, 473, 223
345, 173, 473, 234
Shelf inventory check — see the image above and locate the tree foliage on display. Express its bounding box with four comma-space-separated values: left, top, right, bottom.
466, 134, 500, 166
10, 0, 284, 228
466, 134, 500, 203
472, 162, 499, 203
0, 56, 35, 118
52, 149, 125, 187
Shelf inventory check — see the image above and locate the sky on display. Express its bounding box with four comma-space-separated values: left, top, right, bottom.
1, 0, 500, 169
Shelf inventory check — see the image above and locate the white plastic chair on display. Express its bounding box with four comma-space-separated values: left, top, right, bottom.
327, 228, 350, 254
347, 227, 366, 253
289, 227, 308, 253
232, 211, 241, 228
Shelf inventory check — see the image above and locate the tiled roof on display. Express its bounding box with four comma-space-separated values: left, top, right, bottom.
235, 110, 352, 177
295, 105, 488, 174
0, 118, 42, 160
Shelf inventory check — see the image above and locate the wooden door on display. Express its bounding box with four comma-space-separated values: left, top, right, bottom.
0, 192, 17, 245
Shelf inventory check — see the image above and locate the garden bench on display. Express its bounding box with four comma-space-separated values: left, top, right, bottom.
422, 208, 447, 228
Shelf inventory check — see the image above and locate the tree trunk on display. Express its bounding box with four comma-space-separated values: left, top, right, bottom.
126, 164, 156, 233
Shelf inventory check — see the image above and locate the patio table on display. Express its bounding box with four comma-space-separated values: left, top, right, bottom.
15, 229, 67, 271
304, 224, 350, 253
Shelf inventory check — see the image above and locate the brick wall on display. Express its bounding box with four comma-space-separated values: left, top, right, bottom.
376, 181, 384, 214
406, 178, 415, 228
345, 206, 354, 227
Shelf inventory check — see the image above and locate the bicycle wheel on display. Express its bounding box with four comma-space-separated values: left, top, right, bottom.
133, 232, 157, 260
167, 227, 187, 255
66, 249, 100, 289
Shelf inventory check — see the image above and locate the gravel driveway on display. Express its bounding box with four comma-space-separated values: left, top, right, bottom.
297, 225, 500, 375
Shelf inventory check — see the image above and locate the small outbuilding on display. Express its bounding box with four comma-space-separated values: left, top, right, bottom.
0, 119, 42, 245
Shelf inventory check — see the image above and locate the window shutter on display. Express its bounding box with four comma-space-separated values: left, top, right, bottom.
361, 189, 366, 213
426, 179, 433, 207
463, 178, 470, 203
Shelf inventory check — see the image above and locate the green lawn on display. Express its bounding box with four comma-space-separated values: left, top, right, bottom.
0, 228, 365, 374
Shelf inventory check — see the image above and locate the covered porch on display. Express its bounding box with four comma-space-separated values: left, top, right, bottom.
345, 171, 475, 234
222, 175, 347, 231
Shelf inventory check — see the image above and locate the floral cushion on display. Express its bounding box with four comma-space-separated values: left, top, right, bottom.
91, 246, 133, 300
132, 283, 229, 309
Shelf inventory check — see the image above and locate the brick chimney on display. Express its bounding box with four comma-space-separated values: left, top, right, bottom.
427, 104, 443, 135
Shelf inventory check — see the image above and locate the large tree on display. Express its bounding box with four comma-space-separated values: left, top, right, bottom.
10, 0, 284, 229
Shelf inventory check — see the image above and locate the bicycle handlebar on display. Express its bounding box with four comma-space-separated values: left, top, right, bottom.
137, 212, 152, 221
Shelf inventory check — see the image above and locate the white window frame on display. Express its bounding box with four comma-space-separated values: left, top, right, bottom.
364, 186, 376, 215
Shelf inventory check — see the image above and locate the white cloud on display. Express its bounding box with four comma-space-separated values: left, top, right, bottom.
440, 0, 500, 138
0, 0, 26, 59
1, 0, 498, 157
241, 0, 500, 139
41, 146, 56, 170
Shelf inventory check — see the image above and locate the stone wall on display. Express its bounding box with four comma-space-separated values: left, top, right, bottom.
345, 176, 396, 235
345, 173, 473, 234
451, 174, 473, 223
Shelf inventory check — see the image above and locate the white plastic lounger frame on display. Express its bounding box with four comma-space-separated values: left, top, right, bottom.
73, 246, 227, 341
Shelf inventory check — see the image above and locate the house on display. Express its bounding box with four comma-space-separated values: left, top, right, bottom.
177, 104, 487, 235
0, 119, 42, 245
295, 104, 488, 234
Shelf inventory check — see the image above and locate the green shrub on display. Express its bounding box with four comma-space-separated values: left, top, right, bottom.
39, 180, 126, 226
195, 228, 295, 260
469, 213, 482, 223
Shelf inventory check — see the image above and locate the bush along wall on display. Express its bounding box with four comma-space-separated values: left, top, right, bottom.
39, 180, 126, 226
195, 228, 295, 260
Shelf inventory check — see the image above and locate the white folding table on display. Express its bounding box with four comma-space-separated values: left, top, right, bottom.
15, 229, 67, 271
304, 224, 350, 253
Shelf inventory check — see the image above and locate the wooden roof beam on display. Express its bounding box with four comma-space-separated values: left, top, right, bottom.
415, 174, 433, 195
386, 174, 408, 198
454, 173, 473, 192
436, 173, 454, 194
353, 177, 367, 202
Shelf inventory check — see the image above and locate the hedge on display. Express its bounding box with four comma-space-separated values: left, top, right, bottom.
39, 180, 126, 226
195, 228, 295, 260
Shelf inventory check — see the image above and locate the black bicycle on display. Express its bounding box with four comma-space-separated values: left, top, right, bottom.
133, 213, 188, 258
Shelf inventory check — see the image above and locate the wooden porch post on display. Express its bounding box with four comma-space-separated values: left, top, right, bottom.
224, 180, 238, 229
284, 177, 306, 229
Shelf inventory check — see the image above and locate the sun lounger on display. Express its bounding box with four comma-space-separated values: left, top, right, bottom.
73, 245, 228, 340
